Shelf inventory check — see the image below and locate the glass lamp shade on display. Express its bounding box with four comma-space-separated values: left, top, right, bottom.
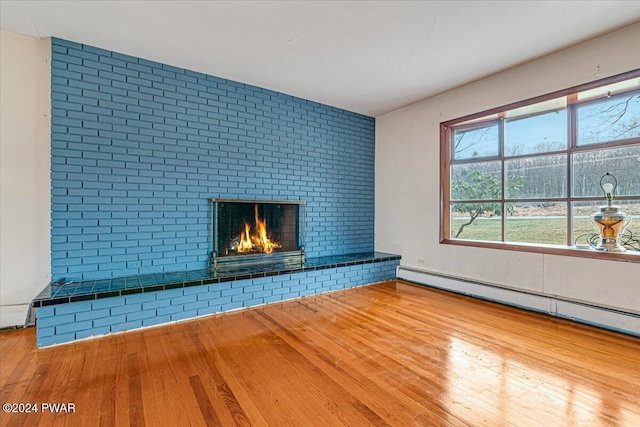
590, 205, 631, 252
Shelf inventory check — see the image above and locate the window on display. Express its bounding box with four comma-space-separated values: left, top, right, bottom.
440, 70, 640, 261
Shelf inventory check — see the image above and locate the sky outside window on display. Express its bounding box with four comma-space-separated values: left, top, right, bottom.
505, 110, 567, 156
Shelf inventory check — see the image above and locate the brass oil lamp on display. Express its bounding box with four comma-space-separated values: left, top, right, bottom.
590, 173, 631, 252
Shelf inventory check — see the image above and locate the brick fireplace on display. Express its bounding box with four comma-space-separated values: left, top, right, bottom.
33, 38, 400, 348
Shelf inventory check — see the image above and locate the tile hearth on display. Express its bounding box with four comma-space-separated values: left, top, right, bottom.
33, 252, 400, 308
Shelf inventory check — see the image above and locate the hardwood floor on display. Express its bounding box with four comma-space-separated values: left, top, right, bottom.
1, 280, 639, 426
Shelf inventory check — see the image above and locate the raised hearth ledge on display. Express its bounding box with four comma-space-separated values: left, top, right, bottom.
34, 254, 401, 347
32, 252, 400, 308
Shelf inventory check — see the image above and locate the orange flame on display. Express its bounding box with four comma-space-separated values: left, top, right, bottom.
237, 222, 254, 252
235, 204, 282, 254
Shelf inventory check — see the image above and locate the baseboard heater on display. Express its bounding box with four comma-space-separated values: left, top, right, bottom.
396, 266, 640, 338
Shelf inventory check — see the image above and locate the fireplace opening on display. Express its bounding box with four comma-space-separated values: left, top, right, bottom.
211, 199, 305, 270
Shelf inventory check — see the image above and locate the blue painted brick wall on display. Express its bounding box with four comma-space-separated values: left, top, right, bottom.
50, 38, 375, 281
36, 259, 399, 347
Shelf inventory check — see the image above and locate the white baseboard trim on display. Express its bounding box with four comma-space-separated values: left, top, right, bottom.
397, 266, 640, 337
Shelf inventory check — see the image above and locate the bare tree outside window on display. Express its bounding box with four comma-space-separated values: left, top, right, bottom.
577, 93, 640, 146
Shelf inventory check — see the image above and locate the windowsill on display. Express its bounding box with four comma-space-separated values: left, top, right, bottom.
440, 238, 640, 263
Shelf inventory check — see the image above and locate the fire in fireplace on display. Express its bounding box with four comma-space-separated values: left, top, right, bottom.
229, 204, 282, 255
211, 199, 306, 270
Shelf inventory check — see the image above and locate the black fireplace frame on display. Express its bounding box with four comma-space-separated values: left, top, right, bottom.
210, 198, 306, 272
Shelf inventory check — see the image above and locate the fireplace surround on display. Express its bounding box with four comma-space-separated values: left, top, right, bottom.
33, 38, 397, 348
211, 199, 306, 271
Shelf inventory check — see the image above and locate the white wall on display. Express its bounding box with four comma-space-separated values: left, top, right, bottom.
376, 24, 640, 314
0, 31, 51, 327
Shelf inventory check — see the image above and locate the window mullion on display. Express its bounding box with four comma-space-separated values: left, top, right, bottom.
499, 115, 506, 242
567, 100, 576, 246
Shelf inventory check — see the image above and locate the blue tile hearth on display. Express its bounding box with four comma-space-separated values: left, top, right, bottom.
32, 252, 400, 308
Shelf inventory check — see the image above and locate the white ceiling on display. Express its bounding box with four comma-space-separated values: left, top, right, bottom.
2, 1, 640, 117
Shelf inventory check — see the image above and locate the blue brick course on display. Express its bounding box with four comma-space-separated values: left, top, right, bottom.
50, 38, 375, 281
35, 259, 398, 347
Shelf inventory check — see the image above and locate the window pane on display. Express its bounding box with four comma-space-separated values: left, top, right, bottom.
572, 145, 640, 197
573, 201, 640, 252
451, 161, 502, 201
505, 110, 567, 156
505, 202, 567, 245
505, 154, 567, 199
576, 92, 640, 146
451, 203, 502, 241
453, 123, 499, 160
